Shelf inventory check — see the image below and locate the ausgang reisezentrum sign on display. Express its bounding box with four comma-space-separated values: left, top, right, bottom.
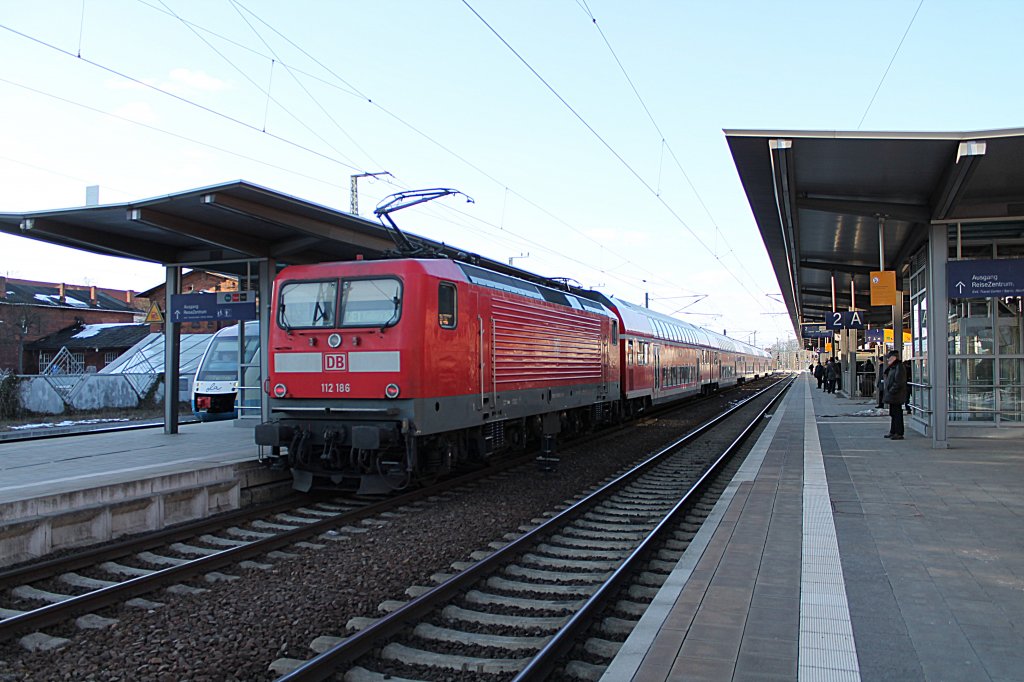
947, 258, 1024, 298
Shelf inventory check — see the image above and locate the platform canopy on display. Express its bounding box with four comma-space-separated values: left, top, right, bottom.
0, 180, 535, 281
725, 128, 1024, 333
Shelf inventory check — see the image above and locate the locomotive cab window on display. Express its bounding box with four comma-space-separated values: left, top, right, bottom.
278, 280, 338, 328
340, 278, 402, 327
438, 282, 457, 329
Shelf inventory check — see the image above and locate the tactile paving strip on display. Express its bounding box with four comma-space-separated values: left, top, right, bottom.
799, 380, 861, 682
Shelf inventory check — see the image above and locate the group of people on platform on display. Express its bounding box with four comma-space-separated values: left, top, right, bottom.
810, 351, 910, 440
812, 357, 842, 394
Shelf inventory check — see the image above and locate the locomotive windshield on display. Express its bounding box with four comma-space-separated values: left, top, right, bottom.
279, 280, 338, 328
340, 278, 402, 327
277, 278, 402, 329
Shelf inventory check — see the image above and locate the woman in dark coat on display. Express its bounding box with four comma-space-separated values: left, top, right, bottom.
814, 361, 825, 389
883, 350, 908, 439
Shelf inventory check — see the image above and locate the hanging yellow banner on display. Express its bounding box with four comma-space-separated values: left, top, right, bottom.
882, 329, 913, 343
870, 270, 897, 306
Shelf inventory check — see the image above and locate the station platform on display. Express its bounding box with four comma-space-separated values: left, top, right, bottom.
603, 373, 1024, 682
0, 420, 287, 566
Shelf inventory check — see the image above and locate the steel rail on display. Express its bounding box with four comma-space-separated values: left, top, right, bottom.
274, 375, 790, 682
0, 453, 538, 643
2, 376, 761, 588
513, 376, 792, 680
0, 493, 312, 589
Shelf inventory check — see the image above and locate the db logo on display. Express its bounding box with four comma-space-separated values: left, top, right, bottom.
325, 353, 347, 371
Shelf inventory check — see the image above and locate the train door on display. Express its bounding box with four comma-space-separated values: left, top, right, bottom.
653, 344, 661, 399
474, 290, 493, 410
626, 338, 635, 392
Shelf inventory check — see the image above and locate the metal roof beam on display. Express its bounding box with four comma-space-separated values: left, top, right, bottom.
269, 235, 322, 258
931, 140, 986, 220
19, 218, 171, 263
799, 259, 876, 275
129, 208, 269, 257
797, 196, 930, 223
201, 192, 395, 254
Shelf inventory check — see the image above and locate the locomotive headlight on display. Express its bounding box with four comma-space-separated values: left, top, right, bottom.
327, 333, 342, 348
384, 383, 400, 399
273, 383, 288, 398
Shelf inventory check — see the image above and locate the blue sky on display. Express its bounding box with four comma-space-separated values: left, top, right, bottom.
2, 1, 1022, 346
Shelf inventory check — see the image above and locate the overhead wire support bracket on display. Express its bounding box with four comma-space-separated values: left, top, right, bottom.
374, 188, 474, 256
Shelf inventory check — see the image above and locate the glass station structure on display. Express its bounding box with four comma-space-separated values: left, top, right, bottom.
727, 128, 1024, 445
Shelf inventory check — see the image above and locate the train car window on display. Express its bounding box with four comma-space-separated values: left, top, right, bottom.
340, 278, 402, 327
438, 282, 457, 329
627, 339, 634, 366
539, 288, 571, 306
458, 263, 544, 301
279, 280, 338, 328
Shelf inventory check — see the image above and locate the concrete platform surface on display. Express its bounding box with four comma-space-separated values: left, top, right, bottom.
603, 374, 1024, 682
0, 421, 285, 566
0, 420, 259, 505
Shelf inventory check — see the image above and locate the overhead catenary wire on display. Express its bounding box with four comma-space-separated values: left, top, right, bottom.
0, 75, 352, 193
0, 22, 365, 174
226, 0, 705, 297
572, 2, 775, 309
857, 0, 925, 129
226, 0, 387, 171
4, 6, 746, 318
462, 1, 776, 319
153, 0, 367, 172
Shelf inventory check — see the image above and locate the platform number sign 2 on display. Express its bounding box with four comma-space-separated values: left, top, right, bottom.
825, 311, 866, 329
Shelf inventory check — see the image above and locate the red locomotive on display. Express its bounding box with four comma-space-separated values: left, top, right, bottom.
256, 257, 771, 492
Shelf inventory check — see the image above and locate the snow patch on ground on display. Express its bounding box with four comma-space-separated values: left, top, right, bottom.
10, 418, 131, 430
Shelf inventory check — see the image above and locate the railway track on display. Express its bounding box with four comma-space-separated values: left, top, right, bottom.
271, 376, 791, 681
0, 377, 779, 670
0, 466, 534, 652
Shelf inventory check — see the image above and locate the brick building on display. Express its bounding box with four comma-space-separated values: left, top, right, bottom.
24, 323, 152, 374
0, 277, 141, 373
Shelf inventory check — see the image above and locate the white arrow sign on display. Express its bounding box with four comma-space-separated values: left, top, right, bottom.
956, 281, 966, 293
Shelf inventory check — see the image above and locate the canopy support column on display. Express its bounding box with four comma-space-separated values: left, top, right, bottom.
163, 265, 181, 435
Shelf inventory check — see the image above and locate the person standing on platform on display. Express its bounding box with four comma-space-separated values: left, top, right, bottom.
834, 357, 843, 393
814, 360, 825, 389
883, 350, 908, 440
824, 358, 837, 394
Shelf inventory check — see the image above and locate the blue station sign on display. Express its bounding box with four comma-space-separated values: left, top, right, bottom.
865, 328, 884, 343
824, 310, 867, 329
801, 323, 833, 339
169, 291, 257, 323
947, 258, 1024, 298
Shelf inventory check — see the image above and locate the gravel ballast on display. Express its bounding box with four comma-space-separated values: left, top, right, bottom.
0, 382, 772, 681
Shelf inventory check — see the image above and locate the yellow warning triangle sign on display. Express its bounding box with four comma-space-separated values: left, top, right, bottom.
145, 302, 165, 324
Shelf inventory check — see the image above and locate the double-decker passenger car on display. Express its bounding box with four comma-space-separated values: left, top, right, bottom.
256, 258, 771, 492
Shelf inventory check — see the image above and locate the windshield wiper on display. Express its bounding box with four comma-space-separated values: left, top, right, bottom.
279, 303, 292, 331
380, 297, 400, 331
